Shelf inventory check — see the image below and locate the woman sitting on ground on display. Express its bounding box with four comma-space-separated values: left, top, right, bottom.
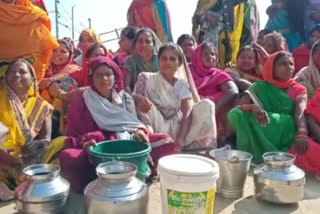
0, 59, 53, 200
189, 41, 238, 138
133, 43, 217, 152
74, 29, 101, 67
226, 45, 262, 92
40, 38, 80, 101
228, 51, 320, 178
69, 43, 112, 88
295, 40, 320, 99
39, 39, 81, 136
113, 26, 138, 70
58, 56, 176, 192
293, 25, 320, 74
177, 34, 197, 63
124, 28, 162, 93
261, 31, 287, 55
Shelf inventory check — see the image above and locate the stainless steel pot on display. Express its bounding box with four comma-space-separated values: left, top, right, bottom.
15, 164, 70, 214
254, 152, 305, 204
84, 161, 148, 214
210, 147, 252, 198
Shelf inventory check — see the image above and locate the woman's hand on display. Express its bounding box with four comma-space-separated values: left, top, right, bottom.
273, 32, 286, 51
294, 135, 309, 155
133, 129, 149, 143
39, 78, 52, 91
252, 42, 269, 59
134, 95, 153, 114
82, 139, 97, 152
251, 105, 270, 127
56, 89, 68, 101
252, 42, 264, 53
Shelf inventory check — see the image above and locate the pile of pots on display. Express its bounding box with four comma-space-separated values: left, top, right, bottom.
14, 149, 306, 214
15, 162, 149, 214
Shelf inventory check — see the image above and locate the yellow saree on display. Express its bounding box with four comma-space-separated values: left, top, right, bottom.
0, 79, 53, 156
219, 3, 245, 67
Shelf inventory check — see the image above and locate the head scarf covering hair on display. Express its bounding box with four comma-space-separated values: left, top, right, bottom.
264, 31, 289, 53
70, 43, 111, 87
62, 37, 76, 53
89, 56, 124, 92
5, 59, 38, 96
190, 41, 219, 76
125, 28, 162, 91
190, 41, 232, 101
262, 51, 295, 89
78, 29, 101, 48
295, 40, 320, 96
48, 38, 75, 74
44, 38, 82, 85
133, 28, 162, 55
0, 59, 53, 154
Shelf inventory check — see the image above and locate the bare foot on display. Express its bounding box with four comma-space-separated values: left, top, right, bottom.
0, 182, 14, 201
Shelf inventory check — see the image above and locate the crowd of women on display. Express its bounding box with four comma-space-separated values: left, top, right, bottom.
1, 0, 320, 202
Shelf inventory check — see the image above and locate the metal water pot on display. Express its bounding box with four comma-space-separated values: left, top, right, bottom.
210, 147, 253, 198
254, 152, 305, 204
84, 161, 149, 214
15, 164, 70, 214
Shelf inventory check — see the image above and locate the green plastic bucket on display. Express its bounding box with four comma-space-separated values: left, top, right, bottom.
89, 140, 152, 178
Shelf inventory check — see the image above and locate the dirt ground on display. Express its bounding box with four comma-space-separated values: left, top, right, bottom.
1, 174, 319, 214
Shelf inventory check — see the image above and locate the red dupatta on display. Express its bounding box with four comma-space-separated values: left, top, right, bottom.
88, 56, 124, 92
45, 38, 80, 78
69, 43, 112, 87
262, 51, 295, 89
190, 42, 232, 102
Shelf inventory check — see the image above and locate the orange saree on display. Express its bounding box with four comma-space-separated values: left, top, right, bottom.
0, 0, 58, 82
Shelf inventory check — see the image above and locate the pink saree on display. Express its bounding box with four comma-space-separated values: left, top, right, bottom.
190, 42, 232, 102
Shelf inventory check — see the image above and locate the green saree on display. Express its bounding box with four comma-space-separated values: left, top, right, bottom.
228, 81, 296, 163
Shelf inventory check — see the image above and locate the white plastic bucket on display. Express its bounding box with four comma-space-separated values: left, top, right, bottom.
158, 154, 220, 214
